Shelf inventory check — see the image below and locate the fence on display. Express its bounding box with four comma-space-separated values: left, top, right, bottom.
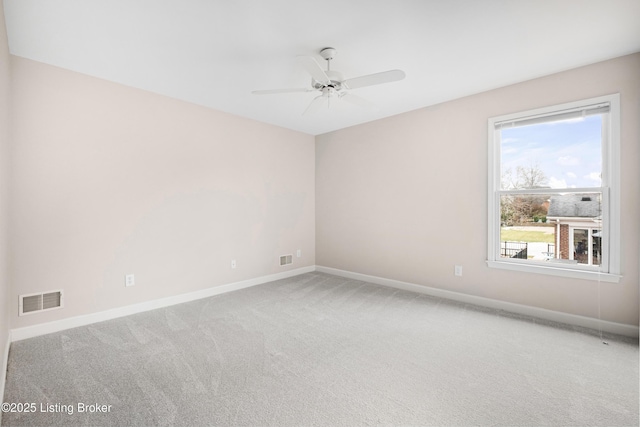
501, 241, 527, 259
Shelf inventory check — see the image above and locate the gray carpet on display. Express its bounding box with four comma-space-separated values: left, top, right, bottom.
2, 272, 638, 426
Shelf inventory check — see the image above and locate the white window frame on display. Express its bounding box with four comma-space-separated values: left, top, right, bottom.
487, 94, 621, 283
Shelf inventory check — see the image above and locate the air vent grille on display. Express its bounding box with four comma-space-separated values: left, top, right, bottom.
22, 295, 42, 314
279, 254, 293, 266
43, 291, 62, 309
19, 290, 63, 316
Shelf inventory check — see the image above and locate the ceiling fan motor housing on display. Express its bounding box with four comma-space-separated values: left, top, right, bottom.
312, 70, 345, 92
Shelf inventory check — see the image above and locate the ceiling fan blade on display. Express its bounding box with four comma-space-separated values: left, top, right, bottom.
297, 56, 331, 85
340, 92, 375, 109
252, 88, 313, 95
303, 95, 327, 116
344, 69, 405, 90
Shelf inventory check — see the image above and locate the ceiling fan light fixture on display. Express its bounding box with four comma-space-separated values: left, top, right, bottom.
322, 87, 337, 98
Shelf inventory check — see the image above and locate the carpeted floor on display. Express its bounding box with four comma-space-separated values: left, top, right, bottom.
2, 272, 638, 426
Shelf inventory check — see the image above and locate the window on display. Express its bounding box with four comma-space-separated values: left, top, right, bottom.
570, 227, 601, 266
487, 94, 620, 282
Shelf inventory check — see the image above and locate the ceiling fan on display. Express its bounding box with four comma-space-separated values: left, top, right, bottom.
252, 47, 406, 115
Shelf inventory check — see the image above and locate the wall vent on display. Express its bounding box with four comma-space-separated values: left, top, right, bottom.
19, 290, 63, 316
279, 254, 293, 266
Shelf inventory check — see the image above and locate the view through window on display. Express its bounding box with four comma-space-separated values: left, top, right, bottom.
499, 113, 603, 267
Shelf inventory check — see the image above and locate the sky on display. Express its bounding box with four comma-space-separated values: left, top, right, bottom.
500, 115, 602, 190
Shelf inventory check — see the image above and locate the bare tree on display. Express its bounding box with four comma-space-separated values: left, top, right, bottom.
515, 163, 547, 189
501, 163, 549, 226
502, 163, 548, 190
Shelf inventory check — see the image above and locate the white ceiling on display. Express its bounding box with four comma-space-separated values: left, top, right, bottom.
4, 0, 640, 136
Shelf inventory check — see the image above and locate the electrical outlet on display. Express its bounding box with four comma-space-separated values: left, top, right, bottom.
125, 274, 135, 287
231, 259, 237, 269
454, 265, 463, 277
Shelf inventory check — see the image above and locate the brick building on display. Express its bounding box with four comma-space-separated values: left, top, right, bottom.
546, 194, 602, 266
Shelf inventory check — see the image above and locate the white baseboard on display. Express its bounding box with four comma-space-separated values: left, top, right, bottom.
0, 330, 10, 423
11, 266, 315, 342
316, 266, 639, 338
9, 264, 639, 342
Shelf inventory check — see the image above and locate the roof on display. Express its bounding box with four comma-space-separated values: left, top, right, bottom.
547, 194, 601, 218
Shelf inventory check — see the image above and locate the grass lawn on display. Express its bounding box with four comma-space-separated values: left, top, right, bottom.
500, 229, 555, 243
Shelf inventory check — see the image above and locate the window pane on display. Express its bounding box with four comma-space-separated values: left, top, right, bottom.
500, 115, 602, 190
571, 228, 602, 266
499, 192, 602, 266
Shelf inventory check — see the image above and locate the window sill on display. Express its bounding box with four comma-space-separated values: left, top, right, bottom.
486, 260, 621, 283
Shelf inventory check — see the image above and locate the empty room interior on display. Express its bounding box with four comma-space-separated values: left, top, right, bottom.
0, 1, 639, 426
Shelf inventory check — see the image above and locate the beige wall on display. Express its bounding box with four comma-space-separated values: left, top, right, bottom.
316, 53, 640, 326
0, 2, 10, 357
10, 57, 315, 328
